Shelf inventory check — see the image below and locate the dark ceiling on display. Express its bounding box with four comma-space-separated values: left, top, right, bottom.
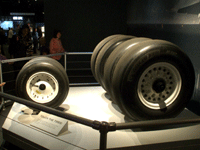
0, 0, 44, 16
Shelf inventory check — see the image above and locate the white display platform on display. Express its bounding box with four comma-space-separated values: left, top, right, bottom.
2, 86, 200, 150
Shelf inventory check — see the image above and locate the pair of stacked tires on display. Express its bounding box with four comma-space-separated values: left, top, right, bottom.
91, 34, 195, 121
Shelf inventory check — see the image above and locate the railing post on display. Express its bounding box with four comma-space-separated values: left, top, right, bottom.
99, 121, 109, 150
64, 52, 67, 71
92, 121, 116, 150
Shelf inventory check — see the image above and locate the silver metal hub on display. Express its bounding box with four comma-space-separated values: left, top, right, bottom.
26, 72, 59, 103
137, 62, 182, 110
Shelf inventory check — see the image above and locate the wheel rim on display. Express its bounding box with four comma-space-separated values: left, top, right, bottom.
137, 62, 182, 110
26, 72, 59, 103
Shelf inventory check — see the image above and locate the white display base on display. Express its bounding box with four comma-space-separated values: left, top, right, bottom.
2, 86, 200, 150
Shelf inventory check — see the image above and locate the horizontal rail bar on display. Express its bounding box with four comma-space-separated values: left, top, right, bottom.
69, 82, 99, 86
0, 52, 67, 64
116, 117, 200, 130
67, 52, 93, 55
0, 92, 95, 128
0, 52, 92, 64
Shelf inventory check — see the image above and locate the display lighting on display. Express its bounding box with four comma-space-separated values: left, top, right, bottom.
0, 21, 13, 30
13, 16, 23, 20
13, 16, 18, 20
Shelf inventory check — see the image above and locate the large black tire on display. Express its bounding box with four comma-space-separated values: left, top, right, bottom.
16, 57, 69, 108
104, 37, 151, 100
94, 35, 134, 89
111, 40, 195, 120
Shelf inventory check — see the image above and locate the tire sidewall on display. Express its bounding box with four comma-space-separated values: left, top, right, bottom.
16, 62, 69, 108
91, 34, 121, 79
95, 35, 134, 89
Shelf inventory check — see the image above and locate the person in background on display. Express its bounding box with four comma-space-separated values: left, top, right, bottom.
49, 29, 65, 65
39, 37, 49, 55
32, 27, 39, 54
0, 43, 11, 104
0, 82, 5, 87
0, 82, 6, 105
0, 45, 8, 60
37, 26, 42, 38
8, 28, 14, 45
18, 24, 31, 57
0, 27, 5, 55
13, 25, 31, 76
15, 24, 20, 35
0, 44, 13, 64
0, 81, 5, 105
37, 26, 42, 40
9, 35, 20, 58
42, 47, 50, 55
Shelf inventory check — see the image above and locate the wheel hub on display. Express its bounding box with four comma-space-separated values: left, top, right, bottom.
39, 84, 46, 90
137, 62, 182, 110
26, 72, 59, 104
153, 79, 166, 93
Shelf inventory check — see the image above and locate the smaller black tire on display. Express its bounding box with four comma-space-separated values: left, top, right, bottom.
16, 57, 69, 108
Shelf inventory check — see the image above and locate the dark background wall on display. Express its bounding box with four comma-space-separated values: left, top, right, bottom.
44, 0, 200, 101
127, 0, 200, 71
44, 0, 200, 68
44, 0, 127, 52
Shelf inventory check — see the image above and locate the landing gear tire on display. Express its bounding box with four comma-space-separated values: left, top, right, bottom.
16, 57, 69, 108
111, 40, 195, 120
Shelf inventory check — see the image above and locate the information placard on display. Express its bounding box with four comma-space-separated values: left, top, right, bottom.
30, 111, 68, 136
